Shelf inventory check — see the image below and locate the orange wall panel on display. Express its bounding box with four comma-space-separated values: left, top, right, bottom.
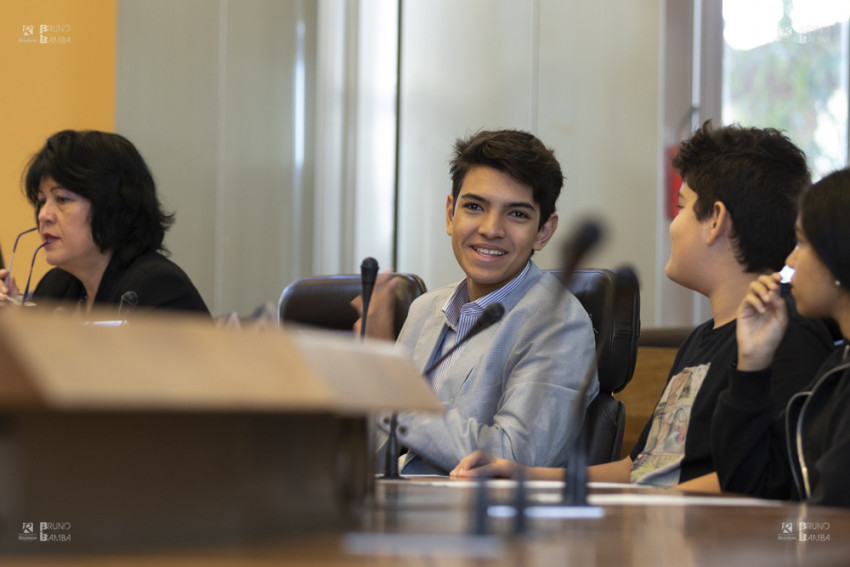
0, 0, 115, 287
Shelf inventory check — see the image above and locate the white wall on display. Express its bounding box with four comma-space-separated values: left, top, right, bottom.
116, 0, 318, 316
396, 0, 664, 325
115, 0, 680, 327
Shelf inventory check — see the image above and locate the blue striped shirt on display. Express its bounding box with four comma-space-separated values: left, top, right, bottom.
428, 261, 531, 391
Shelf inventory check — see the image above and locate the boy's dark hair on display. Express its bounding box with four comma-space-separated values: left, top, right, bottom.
449, 129, 563, 228
801, 168, 850, 290
673, 121, 810, 272
25, 130, 174, 269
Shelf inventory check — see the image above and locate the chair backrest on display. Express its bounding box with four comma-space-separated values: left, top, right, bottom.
278, 273, 427, 339
550, 268, 641, 464
555, 268, 641, 394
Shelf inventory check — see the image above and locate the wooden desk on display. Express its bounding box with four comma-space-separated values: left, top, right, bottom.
3, 478, 849, 566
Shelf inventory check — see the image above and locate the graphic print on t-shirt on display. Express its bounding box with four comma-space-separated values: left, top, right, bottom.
630, 363, 709, 486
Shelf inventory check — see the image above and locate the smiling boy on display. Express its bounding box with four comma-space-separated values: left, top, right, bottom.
375, 129, 597, 475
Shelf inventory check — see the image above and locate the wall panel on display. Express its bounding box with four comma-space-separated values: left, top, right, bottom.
1, 1, 115, 289
116, 0, 317, 316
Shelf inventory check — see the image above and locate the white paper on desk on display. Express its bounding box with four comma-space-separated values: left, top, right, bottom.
394, 477, 781, 507
534, 492, 782, 507
397, 477, 629, 490
397, 476, 565, 490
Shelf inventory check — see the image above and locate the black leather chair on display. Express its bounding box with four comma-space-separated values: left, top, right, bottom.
554, 268, 641, 465
278, 273, 427, 339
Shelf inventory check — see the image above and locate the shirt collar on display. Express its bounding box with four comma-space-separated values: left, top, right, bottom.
441, 261, 531, 329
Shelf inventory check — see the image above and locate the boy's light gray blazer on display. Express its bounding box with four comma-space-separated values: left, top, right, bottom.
377, 262, 598, 474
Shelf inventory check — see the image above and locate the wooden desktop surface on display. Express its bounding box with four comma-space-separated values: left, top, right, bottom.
3, 477, 849, 566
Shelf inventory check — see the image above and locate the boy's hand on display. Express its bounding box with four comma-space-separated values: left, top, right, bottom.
351, 271, 400, 341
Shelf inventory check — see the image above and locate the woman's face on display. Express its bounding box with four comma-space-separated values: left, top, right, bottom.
786, 218, 841, 319
37, 176, 103, 273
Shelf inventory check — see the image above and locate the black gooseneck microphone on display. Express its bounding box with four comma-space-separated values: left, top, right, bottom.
381, 302, 506, 479
381, 412, 402, 479
359, 257, 379, 340
556, 218, 607, 505
421, 302, 506, 376
559, 219, 604, 288
118, 290, 139, 319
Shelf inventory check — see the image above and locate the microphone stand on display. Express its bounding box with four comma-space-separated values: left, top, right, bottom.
357, 256, 403, 479
550, 219, 608, 506
561, 270, 614, 505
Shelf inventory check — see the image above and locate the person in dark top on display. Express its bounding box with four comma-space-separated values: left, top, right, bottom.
713, 168, 850, 508
450, 122, 833, 492
0, 130, 208, 317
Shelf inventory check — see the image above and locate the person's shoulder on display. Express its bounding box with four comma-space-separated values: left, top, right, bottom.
39, 267, 74, 286
118, 252, 204, 296
672, 319, 730, 360
524, 267, 583, 309
534, 268, 564, 293
34, 267, 79, 297
117, 251, 209, 314
124, 250, 188, 277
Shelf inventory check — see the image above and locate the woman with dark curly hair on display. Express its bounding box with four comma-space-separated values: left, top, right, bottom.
0, 130, 208, 316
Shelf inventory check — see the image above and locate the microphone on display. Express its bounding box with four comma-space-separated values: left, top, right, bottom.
562, 265, 637, 506
118, 290, 139, 319
560, 219, 604, 286
422, 302, 505, 376
381, 302, 505, 479
359, 257, 379, 340
381, 412, 402, 479
4, 227, 38, 288
557, 217, 607, 499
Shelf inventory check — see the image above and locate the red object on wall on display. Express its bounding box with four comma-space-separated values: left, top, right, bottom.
666, 145, 683, 219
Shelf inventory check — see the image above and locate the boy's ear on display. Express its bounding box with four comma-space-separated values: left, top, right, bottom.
445, 194, 455, 236
705, 201, 732, 245
533, 213, 559, 251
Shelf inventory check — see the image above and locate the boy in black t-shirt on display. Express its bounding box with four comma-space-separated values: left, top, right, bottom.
451, 121, 834, 490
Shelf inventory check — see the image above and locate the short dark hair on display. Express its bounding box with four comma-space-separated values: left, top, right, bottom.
24, 130, 174, 269
801, 168, 850, 290
449, 129, 563, 228
672, 121, 810, 273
